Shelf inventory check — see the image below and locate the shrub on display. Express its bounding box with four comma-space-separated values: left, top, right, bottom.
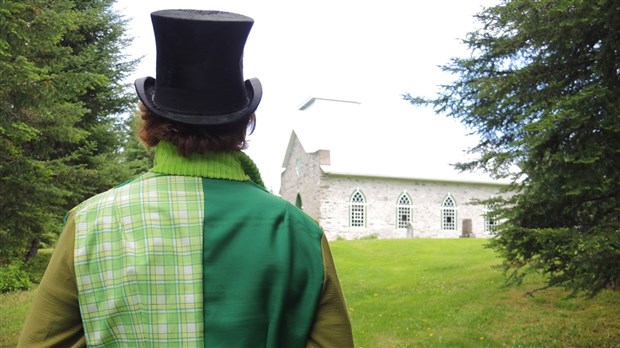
0, 262, 33, 293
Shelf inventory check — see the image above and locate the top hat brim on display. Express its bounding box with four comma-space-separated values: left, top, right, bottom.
135, 76, 262, 125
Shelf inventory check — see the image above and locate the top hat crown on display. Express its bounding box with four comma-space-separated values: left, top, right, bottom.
135, 9, 262, 125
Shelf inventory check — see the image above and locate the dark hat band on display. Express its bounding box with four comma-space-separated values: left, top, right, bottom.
153, 85, 248, 115
135, 76, 262, 125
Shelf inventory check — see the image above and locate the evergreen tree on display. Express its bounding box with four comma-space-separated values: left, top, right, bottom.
121, 111, 154, 176
405, 0, 620, 295
0, 0, 137, 262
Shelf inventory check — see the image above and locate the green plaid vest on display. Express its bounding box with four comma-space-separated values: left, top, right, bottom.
74, 143, 324, 347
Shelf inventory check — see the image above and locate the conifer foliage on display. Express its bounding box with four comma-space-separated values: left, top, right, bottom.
406, 0, 620, 295
0, 0, 138, 262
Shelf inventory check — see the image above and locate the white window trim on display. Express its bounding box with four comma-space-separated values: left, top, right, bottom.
395, 191, 412, 230
441, 193, 458, 231
484, 203, 499, 234
349, 189, 367, 228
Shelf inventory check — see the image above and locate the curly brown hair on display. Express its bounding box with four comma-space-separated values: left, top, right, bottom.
137, 103, 256, 156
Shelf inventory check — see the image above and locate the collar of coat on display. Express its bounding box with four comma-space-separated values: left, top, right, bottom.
150, 141, 265, 188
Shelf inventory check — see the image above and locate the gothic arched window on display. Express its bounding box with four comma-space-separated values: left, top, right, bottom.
349, 189, 366, 228
396, 192, 412, 229
441, 194, 457, 231
484, 203, 499, 234
295, 193, 303, 209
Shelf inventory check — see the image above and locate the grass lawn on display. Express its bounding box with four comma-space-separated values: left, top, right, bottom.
0, 290, 34, 348
331, 238, 620, 347
1, 239, 619, 347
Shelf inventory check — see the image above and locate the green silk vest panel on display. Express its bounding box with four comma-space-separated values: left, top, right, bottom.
201, 178, 324, 347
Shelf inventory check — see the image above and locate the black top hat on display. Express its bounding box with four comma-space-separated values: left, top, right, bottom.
134, 10, 262, 125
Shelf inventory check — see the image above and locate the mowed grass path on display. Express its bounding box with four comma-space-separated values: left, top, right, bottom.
330, 238, 620, 348
2, 239, 619, 347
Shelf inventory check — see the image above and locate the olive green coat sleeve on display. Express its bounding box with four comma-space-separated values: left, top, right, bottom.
17, 211, 85, 348
306, 236, 355, 348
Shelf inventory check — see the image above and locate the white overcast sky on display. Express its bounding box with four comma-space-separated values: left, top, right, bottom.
113, 0, 500, 192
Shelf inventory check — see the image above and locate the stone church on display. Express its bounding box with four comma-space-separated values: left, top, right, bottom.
278, 97, 509, 240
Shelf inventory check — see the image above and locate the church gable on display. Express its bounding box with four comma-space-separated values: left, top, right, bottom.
280, 131, 327, 220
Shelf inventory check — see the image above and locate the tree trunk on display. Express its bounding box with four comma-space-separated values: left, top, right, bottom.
24, 238, 39, 262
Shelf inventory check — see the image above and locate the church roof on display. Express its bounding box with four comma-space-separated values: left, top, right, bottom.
282, 97, 509, 185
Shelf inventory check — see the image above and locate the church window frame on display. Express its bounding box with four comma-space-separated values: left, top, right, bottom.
295, 193, 303, 210
484, 202, 499, 234
396, 192, 412, 230
349, 189, 367, 228
441, 194, 457, 231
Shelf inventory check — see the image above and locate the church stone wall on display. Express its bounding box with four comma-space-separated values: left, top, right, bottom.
317, 174, 504, 240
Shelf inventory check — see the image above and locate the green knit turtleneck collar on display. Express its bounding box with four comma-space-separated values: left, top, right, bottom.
150, 142, 265, 187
